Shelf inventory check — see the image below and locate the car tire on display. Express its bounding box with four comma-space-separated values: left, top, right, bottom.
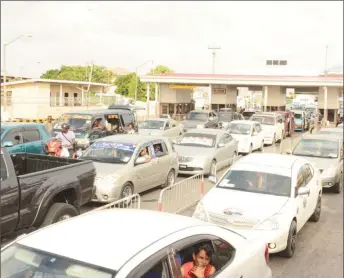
120, 182, 134, 198
41, 203, 79, 227
162, 169, 175, 189
209, 160, 216, 176
258, 141, 264, 151
247, 144, 252, 154
309, 195, 321, 222
332, 180, 342, 194
280, 220, 297, 258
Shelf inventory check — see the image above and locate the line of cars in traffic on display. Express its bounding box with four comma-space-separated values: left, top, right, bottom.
1, 106, 341, 277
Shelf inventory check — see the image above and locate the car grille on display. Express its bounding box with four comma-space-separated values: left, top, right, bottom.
209, 213, 258, 228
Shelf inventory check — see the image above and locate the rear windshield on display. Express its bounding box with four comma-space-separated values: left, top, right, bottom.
186, 112, 208, 121
217, 170, 291, 197
1, 243, 116, 278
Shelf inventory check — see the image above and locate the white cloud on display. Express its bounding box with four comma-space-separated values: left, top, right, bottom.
1, 1, 342, 77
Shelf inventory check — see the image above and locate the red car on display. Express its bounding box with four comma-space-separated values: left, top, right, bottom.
276, 111, 295, 137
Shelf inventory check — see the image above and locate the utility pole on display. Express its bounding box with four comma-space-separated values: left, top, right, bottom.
208, 43, 221, 74
324, 45, 329, 75
134, 60, 153, 103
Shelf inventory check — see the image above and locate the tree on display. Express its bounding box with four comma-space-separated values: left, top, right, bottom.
40, 65, 116, 83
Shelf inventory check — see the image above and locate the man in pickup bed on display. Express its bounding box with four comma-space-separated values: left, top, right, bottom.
56, 123, 76, 157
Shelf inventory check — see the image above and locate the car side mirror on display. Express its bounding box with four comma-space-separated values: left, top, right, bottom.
209, 175, 217, 184
3, 141, 13, 147
217, 143, 225, 148
297, 187, 310, 196
135, 156, 147, 165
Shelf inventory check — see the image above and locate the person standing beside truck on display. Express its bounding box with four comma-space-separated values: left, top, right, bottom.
44, 116, 54, 136
55, 123, 76, 157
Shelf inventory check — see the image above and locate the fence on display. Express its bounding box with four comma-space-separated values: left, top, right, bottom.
157, 173, 204, 214
214, 155, 241, 175
91, 194, 141, 212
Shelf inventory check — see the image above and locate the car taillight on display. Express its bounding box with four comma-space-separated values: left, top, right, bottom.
264, 244, 269, 264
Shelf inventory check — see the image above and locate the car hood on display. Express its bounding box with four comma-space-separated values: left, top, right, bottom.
174, 145, 215, 157
92, 161, 127, 177
261, 125, 276, 133
230, 134, 250, 142
202, 188, 289, 222
292, 155, 338, 171
180, 120, 207, 127
138, 129, 164, 136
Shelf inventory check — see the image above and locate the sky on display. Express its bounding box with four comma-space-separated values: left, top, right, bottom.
1, 1, 343, 78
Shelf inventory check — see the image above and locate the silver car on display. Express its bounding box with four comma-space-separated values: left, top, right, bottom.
173, 129, 238, 176
80, 135, 179, 203
138, 118, 183, 138
289, 134, 343, 193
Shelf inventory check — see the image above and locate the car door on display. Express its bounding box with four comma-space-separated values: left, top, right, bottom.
152, 140, 171, 183
163, 121, 174, 137
294, 165, 309, 229
132, 143, 158, 192
1, 128, 25, 154
22, 127, 44, 154
302, 163, 319, 218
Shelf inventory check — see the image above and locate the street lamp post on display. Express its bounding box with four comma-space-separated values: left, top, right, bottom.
208, 43, 221, 74
2, 34, 32, 112
134, 60, 153, 103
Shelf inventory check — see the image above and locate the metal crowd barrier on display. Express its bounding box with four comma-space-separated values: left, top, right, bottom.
214, 156, 241, 175
92, 194, 141, 211
157, 173, 204, 214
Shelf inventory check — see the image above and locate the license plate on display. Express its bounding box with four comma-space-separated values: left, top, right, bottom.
179, 164, 187, 169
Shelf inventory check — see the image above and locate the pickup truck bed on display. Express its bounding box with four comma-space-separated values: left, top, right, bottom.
1, 149, 96, 239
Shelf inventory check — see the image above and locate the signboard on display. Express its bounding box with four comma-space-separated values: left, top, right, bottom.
213, 88, 226, 94
169, 84, 196, 89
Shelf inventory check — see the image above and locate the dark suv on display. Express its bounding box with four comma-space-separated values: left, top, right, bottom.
181, 110, 219, 132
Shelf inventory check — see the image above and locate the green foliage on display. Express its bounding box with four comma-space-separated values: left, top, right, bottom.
114, 73, 147, 101
148, 65, 174, 99
40, 65, 116, 83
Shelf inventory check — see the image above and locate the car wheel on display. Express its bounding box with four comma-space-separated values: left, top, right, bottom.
258, 141, 264, 151
247, 144, 252, 155
121, 182, 133, 198
162, 169, 175, 189
280, 220, 297, 258
209, 160, 216, 176
41, 203, 79, 227
309, 195, 321, 222
332, 179, 342, 194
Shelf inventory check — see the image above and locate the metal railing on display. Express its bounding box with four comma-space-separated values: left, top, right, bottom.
157, 173, 204, 214
214, 155, 241, 175
91, 194, 141, 211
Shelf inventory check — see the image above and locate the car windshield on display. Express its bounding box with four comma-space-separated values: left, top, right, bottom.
186, 112, 208, 121
251, 116, 275, 125
218, 113, 233, 121
139, 120, 165, 130
81, 141, 136, 163
1, 243, 115, 278
178, 133, 216, 148
294, 113, 302, 119
54, 114, 92, 130
227, 123, 251, 135
217, 170, 291, 197
293, 139, 338, 158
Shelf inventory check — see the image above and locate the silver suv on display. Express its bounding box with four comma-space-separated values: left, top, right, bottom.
80, 134, 179, 203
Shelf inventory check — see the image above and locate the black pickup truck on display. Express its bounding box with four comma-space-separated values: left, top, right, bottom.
0, 147, 96, 239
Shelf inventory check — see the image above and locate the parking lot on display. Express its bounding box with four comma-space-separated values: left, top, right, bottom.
80, 131, 343, 278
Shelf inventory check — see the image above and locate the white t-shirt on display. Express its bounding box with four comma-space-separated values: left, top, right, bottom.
56, 131, 75, 148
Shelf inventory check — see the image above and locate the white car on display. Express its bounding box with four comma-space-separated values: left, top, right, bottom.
250, 112, 285, 145
1, 210, 272, 278
194, 153, 322, 258
138, 118, 183, 138
226, 120, 265, 154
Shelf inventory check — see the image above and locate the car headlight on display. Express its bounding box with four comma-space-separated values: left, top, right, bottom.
254, 214, 280, 230
193, 201, 209, 222
97, 174, 121, 186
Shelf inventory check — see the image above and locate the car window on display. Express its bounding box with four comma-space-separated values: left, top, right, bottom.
0, 155, 8, 181
219, 134, 231, 144
136, 145, 152, 164
141, 259, 170, 278
2, 129, 22, 146
302, 164, 314, 185
153, 142, 168, 157
212, 239, 236, 271
255, 124, 262, 133
121, 113, 134, 126
296, 168, 306, 189
22, 129, 41, 143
